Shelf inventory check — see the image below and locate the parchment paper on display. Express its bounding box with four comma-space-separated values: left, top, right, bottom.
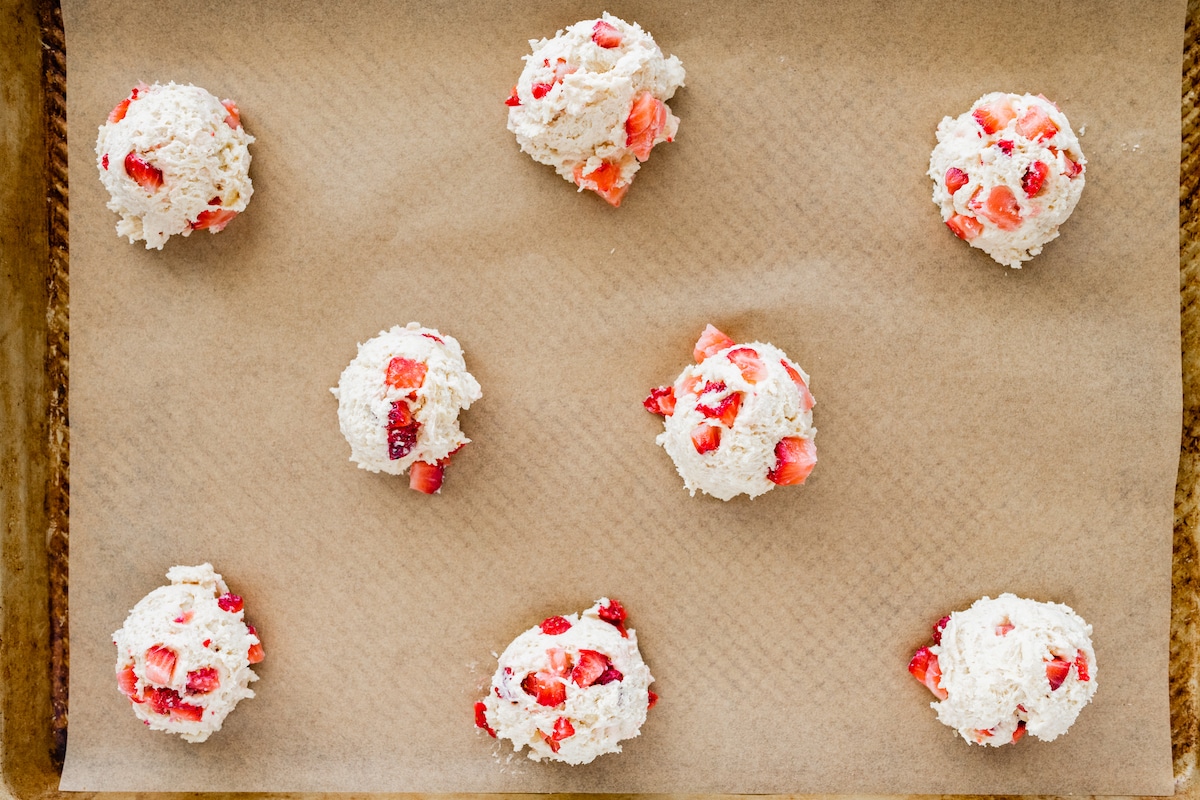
59, 0, 1185, 793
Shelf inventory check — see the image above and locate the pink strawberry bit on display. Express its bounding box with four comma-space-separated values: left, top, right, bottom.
571, 649, 609, 687
625, 91, 668, 162
221, 99, 242, 130
246, 624, 265, 664
644, 385, 676, 416
421, 333, 444, 344
145, 686, 184, 716
693, 325, 735, 362
169, 703, 204, 723
1015, 104, 1059, 142
977, 185, 1022, 231
217, 592, 244, 613
727, 347, 766, 383
192, 208, 238, 232
946, 213, 983, 241
972, 97, 1016, 135
385, 357, 427, 391
143, 645, 178, 685
1063, 156, 1083, 178
595, 665, 623, 685
474, 701, 497, 737
767, 437, 816, 486
697, 392, 742, 428
995, 618, 1014, 636
592, 19, 623, 48
540, 615, 572, 635
1045, 655, 1071, 691
124, 152, 163, 192
931, 615, 951, 645
572, 161, 629, 207
117, 665, 140, 698
552, 716, 575, 742
908, 646, 948, 700
691, 424, 721, 455
409, 460, 444, 494
598, 598, 629, 638
944, 167, 969, 194
780, 360, 815, 411
101, 154, 109, 170
1012, 720, 1028, 743
173, 610, 194, 624
521, 671, 566, 707
1074, 651, 1090, 682
1022, 161, 1049, 197
504, 85, 521, 106
108, 98, 132, 124
186, 667, 220, 694
996, 139, 1014, 155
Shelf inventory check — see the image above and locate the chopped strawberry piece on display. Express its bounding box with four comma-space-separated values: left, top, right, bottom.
202, 639, 211, 648
644, 385, 676, 416
647, 690, 658, 709
1045, 656, 1071, 691
474, 701, 497, 737
192, 208, 238, 232
540, 616, 572, 635
385, 357, 427, 390
124, 152, 163, 192
572, 161, 629, 207
691, 424, 721, 454
246, 624, 265, 664
221, 99, 242, 130
144, 687, 183, 716
169, 703, 204, 723
944, 167, 969, 194
693, 325, 735, 362
108, 98, 132, 124
540, 729, 561, 753
545, 646, 572, 677
767, 437, 817, 486
697, 392, 742, 428
422, 333, 444, 344
521, 672, 566, 707
532, 82, 553, 99
1015, 104, 1058, 142
186, 667, 220, 694
143, 645, 177, 685
592, 19, 623, 48
388, 424, 420, 461
977, 185, 1022, 231
101, 153, 109, 170
1063, 156, 1083, 178
571, 649, 609, 688
409, 461, 444, 494
946, 213, 983, 241
117, 666, 140, 698
995, 619, 1015, 636
1022, 161, 1050, 197
972, 97, 1016, 134
552, 716, 575, 741
1074, 651, 1090, 682
780, 360, 816, 411
173, 610, 194, 624
996, 139, 1014, 155
598, 598, 628, 637
699, 381, 727, 396
595, 666, 623, 685
908, 646, 947, 700
1012, 720, 1028, 743
208, 196, 222, 205
727, 347, 767, 383
504, 85, 521, 106
931, 615, 950, 645
625, 91, 668, 162
388, 402, 413, 426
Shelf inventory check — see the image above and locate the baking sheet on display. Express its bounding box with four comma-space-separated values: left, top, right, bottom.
59, 0, 1185, 793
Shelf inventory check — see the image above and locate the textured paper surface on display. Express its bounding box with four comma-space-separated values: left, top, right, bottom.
60, 0, 1184, 793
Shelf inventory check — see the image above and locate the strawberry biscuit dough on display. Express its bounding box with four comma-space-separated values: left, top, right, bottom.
504, 12, 685, 207
112, 564, 264, 743
95, 82, 254, 249
475, 598, 657, 765
644, 325, 817, 501
331, 323, 482, 494
929, 92, 1086, 268
908, 594, 1097, 746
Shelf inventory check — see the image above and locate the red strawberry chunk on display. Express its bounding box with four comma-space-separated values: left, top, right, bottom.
1045, 656, 1071, 691
169, 703, 204, 723
572, 161, 628, 207
908, 646, 948, 700
422, 333, 444, 344
145, 687, 183, 716
595, 666, 623, 685
532, 83, 553, 99
625, 91, 668, 162
474, 701, 497, 737
124, 152, 163, 192
540, 616, 572, 635
192, 208, 238, 232
186, 667, 220, 694
781, 360, 815, 411
1022, 161, 1050, 197
409, 461, 444, 494
693, 325, 735, 362
946, 213, 983, 241
647, 690, 658, 709
1074, 651, 1090, 682
504, 85, 521, 107
102, 154, 109, 170
217, 592, 244, 613
108, 98, 132, 124
246, 624, 265, 664
644, 385, 676, 416
931, 615, 950, 645
1015, 105, 1059, 142
143, 645, 177, 685
1063, 156, 1083, 178
697, 392, 742, 428
592, 19, 623, 48
521, 672, 566, 707
571, 649, 609, 688
944, 167, 969, 194
598, 599, 628, 638
540, 729, 561, 753
977, 185, 1022, 231
117, 665, 140, 698
385, 357, 427, 390
767, 437, 816, 486
545, 646, 572, 677
1012, 720, 1028, 743
552, 716, 575, 741
996, 139, 1014, 155
691, 424, 721, 454
727, 347, 766, 383
388, 402, 413, 426
220, 99, 242, 130
972, 98, 1016, 134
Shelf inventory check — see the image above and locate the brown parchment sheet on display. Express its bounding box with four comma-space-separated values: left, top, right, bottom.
58, 0, 1185, 794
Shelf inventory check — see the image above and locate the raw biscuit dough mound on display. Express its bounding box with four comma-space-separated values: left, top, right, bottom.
331, 323, 482, 494
929, 92, 1086, 268
908, 593, 1097, 746
505, 12, 685, 207
95, 82, 254, 249
644, 324, 817, 501
475, 598, 656, 765
112, 564, 264, 743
